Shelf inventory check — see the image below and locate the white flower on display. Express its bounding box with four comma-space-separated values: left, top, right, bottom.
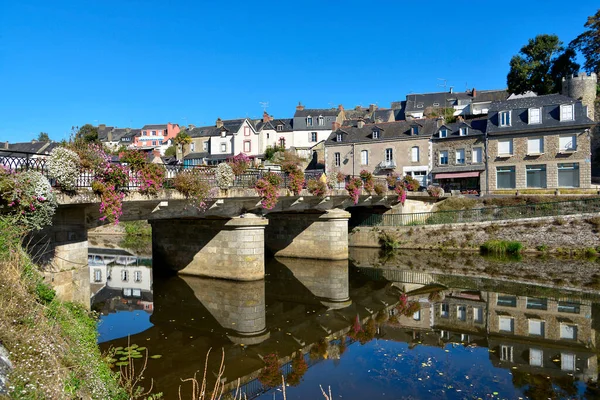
47, 147, 80, 191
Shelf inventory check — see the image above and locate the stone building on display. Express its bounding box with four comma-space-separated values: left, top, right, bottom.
324, 119, 436, 186
486, 94, 595, 192
431, 118, 487, 193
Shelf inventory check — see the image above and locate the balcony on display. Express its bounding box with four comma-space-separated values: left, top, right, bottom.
378, 159, 397, 169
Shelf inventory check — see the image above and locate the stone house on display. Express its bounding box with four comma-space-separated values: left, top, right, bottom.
431, 118, 487, 193
324, 119, 436, 186
486, 94, 595, 192
293, 103, 341, 159
432, 291, 488, 343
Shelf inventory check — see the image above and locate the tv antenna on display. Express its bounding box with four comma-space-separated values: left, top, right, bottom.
437, 78, 447, 90
259, 101, 269, 112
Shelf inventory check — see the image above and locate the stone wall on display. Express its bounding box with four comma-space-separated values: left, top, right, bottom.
0, 344, 12, 396
432, 135, 486, 188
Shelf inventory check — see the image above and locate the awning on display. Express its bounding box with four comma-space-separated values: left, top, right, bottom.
435, 171, 481, 179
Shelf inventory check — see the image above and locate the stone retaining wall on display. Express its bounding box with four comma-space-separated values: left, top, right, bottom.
0, 344, 12, 396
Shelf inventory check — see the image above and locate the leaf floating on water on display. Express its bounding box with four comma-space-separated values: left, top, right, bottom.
150, 355, 162, 359
115, 362, 129, 367
136, 347, 146, 351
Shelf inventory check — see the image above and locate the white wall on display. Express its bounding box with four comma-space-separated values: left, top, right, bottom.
292, 129, 331, 149
232, 120, 261, 157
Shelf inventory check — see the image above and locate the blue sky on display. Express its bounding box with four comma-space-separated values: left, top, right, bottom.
0, 1, 597, 142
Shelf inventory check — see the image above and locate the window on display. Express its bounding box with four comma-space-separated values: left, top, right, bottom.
527, 138, 544, 154
134, 270, 142, 283
243, 141, 251, 152
336, 133, 342, 142
244, 126, 250, 136
411, 146, 419, 162
307, 116, 313, 126
561, 353, 575, 371
279, 137, 286, 148
220, 130, 226, 138
440, 303, 449, 318
94, 269, 102, 282
558, 301, 580, 314
440, 129, 448, 138
413, 310, 421, 321
411, 126, 419, 135
526, 165, 547, 188
560, 104, 574, 121
190, 143, 195, 152
529, 107, 541, 124
501, 345, 514, 361
472, 147, 483, 163
318, 116, 324, 126
361, 150, 368, 165
151, 130, 156, 136
385, 148, 393, 162
530, 349, 543, 367
500, 111, 511, 127
498, 139, 513, 156
560, 324, 578, 340
558, 163, 580, 187
459, 127, 468, 136
203, 141, 208, 151
439, 150, 448, 165
499, 316, 514, 333
528, 319, 545, 336
158, 140, 163, 145
461, 334, 470, 342
457, 305, 466, 321
121, 270, 128, 282
372, 130, 380, 139
276, 125, 283, 131
497, 166, 516, 189
497, 295, 517, 307
220, 143, 227, 152
526, 297, 547, 310
310, 132, 317, 142
152, 141, 157, 146
334, 152, 341, 167
473, 307, 483, 323
455, 149, 465, 164
559, 135, 577, 152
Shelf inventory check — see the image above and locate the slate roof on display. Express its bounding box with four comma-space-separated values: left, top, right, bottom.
184, 152, 210, 160
97, 126, 115, 141
372, 109, 395, 122
432, 118, 487, 139
254, 118, 294, 132
471, 90, 509, 103
0, 141, 58, 156
188, 119, 246, 138
325, 119, 438, 145
294, 108, 339, 118
403, 89, 507, 114
487, 94, 594, 136
142, 124, 168, 130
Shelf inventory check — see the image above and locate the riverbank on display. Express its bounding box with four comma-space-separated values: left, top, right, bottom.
350, 213, 600, 255
0, 217, 126, 399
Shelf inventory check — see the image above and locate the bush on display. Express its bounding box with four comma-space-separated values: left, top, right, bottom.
227, 153, 251, 176
374, 183, 386, 196
120, 150, 147, 172
264, 145, 284, 162
307, 179, 327, 197
360, 170, 375, 194
345, 177, 363, 204
386, 174, 399, 188
215, 162, 235, 190
427, 185, 444, 198
287, 165, 305, 195
255, 172, 282, 209
137, 163, 165, 196
480, 240, 523, 255
48, 147, 80, 191
173, 171, 213, 211
394, 182, 406, 205
379, 231, 401, 249
336, 172, 345, 184
402, 174, 420, 191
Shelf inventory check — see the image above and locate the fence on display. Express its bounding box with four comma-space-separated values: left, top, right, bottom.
358, 197, 600, 227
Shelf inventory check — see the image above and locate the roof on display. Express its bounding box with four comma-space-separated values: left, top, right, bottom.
254, 118, 294, 132
433, 118, 487, 139
97, 125, 115, 141
487, 94, 594, 135
188, 119, 246, 138
294, 108, 339, 118
142, 124, 168, 130
0, 141, 57, 156
325, 119, 438, 145
372, 109, 395, 122
403, 89, 507, 114
471, 90, 509, 103
184, 152, 210, 160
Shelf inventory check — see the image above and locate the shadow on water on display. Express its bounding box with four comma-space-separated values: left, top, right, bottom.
92, 247, 600, 400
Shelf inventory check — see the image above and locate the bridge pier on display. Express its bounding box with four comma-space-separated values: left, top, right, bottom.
150, 214, 268, 281
265, 209, 351, 260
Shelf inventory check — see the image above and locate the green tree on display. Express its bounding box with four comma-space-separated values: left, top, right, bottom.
507, 34, 579, 95
73, 124, 99, 143
570, 9, 600, 75
37, 132, 50, 142
164, 145, 177, 157
173, 130, 192, 158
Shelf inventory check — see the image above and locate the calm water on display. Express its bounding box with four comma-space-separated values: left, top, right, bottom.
91, 250, 600, 400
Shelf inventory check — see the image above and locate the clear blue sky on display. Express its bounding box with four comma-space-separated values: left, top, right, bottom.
0, 1, 597, 142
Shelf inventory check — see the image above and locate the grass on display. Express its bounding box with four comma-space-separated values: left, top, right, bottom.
378, 231, 402, 249
120, 221, 152, 254
480, 240, 523, 255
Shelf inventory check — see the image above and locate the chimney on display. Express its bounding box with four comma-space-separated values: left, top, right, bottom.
449, 87, 454, 94
188, 124, 195, 130
31, 140, 36, 144
216, 118, 223, 128
3, 141, 8, 150
296, 102, 305, 111
263, 111, 270, 123
108, 131, 113, 142
332, 121, 341, 131
457, 115, 464, 122
99, 124, 106, 129
472, 88, 477, 98
436, 117, 445, 128
338, 104, 344, 111
357, 118, 365, 129
369, 104, 377, 113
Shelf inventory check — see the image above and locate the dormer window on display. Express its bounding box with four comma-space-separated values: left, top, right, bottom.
220, 130, 226, 138
560, 104, 574, 121
528, 107, 541, 124
416, 103, 424, 108
411, 126, 419, 135
372, 130, 380, 139
440, 129, 448, 138
276, 124, 283, 131
500, 111, 511, 127
318, 116, 324, 126
459, 127, 468, 136
336, 133, 342, 142
306, 116, 313, 126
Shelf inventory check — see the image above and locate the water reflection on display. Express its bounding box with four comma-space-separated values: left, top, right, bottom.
91, 249, 600, 399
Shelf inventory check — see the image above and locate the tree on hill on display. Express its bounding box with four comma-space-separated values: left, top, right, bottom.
507, 34, 579, 95
37, 132, 50, 142
173, 130, 192, 158
164, 145, 177, 157
570, 9, 600, 76
72, 124, 99, 143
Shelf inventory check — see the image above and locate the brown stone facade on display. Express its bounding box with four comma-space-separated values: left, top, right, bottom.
432, 135, 486, 190
487, 130, 591, 191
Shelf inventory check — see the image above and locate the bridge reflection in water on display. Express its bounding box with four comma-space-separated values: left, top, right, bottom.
94, 251, 600, 400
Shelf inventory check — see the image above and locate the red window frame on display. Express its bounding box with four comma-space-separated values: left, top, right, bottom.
243, 140, 251, 152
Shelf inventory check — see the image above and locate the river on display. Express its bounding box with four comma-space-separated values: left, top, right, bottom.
90, 248, 600, 399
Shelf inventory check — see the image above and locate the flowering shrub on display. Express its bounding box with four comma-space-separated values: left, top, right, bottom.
374, 182, 386, 196
99, 185, 125, 224
427, 185, 445, 198
307, 178, 327, 197
286, 352, 308, 387
227, 153, 251, 176
120, 150, 147, 172
402, 174, 421, 191
173, 171, 213, 211
396, 293, 421, 317
255, 172, 282, 209
99, 163, 130, 191
0, 169, 57, 231
336, 172, 345, 184
345, 177, 363, 204
47, 147, 80, 191
215, 162, 235, 190
137, 163, 165, 196
258, 353, 281, 388
347, 316, 377, 345
69, 142, 110, 173
386, 174, 399, 188
309, 338, 329, 360
395, 182, 407, 205
286, 165, 305, 195
360, 170, 374, 194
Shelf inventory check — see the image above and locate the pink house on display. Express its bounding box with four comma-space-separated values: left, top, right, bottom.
133, 122, 180, 148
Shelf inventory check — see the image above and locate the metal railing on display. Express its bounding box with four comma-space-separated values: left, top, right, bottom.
358, 197, 600, 227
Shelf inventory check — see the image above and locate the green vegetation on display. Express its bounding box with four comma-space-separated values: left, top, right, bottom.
120, 221, 152, 254
570, 9, 600, 76
164, 145, 176, 157
480, 240, 523, 255
378, 230, 402, 249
